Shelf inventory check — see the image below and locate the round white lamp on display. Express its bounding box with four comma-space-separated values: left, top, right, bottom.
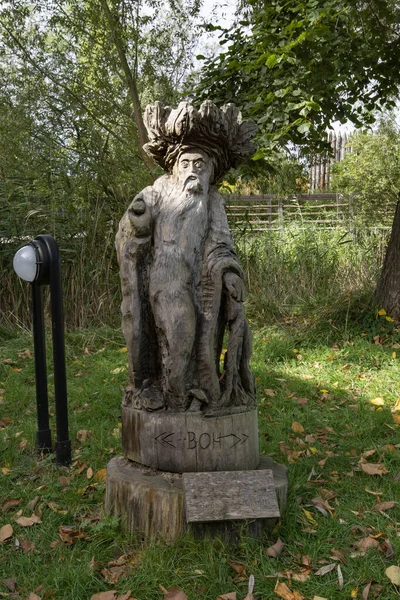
13, 244, 40, 282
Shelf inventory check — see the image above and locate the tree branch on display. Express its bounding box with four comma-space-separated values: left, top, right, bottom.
99, 0, 156, 172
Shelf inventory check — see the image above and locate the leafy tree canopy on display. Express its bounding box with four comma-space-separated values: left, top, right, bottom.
331, 115, 400, 225
190, 0, 400, 164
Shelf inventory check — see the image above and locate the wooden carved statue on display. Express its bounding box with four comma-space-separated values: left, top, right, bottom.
116, 101, 257, 416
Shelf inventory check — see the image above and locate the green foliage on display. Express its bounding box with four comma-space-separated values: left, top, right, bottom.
237, 224, 386, 330
190, 0, 400, 164
0, 0, 202, 328
224, 153, 308, 196
331, 119, 400, 225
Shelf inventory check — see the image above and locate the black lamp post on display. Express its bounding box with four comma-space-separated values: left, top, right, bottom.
13, 234, 71, 466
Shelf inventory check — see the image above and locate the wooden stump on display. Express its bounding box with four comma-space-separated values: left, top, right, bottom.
104, 456, 185, 542
105, 455, 288, 541
122, 406, 259, 473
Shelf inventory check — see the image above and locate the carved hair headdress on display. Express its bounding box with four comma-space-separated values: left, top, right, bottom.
143, 100, 257, 183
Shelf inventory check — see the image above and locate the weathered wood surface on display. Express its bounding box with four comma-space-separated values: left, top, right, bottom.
116, 101, 257, 416
104, 456, 185, 541
183, 469, 280, 522
105, 455, 288, 541
122, 406, 260, 473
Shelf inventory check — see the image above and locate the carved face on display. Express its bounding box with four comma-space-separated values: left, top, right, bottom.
173, 150, 213, 195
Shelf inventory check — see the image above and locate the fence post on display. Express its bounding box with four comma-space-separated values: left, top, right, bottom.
267, 195, 272, 228
278, 197, 284, 222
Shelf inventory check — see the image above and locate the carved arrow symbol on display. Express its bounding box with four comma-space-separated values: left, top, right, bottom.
228, 433, 249, 448
216, 433, 250, 448
155, 432, 176, 448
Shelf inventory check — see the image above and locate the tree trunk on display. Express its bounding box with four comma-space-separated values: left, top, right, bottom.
100, 0, 156, 173
375, 193, 400, 319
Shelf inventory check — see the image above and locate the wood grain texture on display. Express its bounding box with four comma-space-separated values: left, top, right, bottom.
122, 406, 260, 473
183, 469, 280, 522
104, 456, 185, 541
115, 102, 257, 416
104, 455, 288, 541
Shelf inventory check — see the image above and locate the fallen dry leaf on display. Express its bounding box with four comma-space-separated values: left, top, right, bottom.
58, 525, 86, 545
266, 538, 285, 558
274, 580, 304, 600
20, 538, 35, 553
355, 537, 379, 552
26, 496, 40, 512
291, 422, 304, 434
311, 496, 335, 517
297, 397, 308, 405
87, 467, 94, 479
228, 559, 246, 576
0, 524, 13, 542
27, 594, 41, 600
217, 594, 237, 600
90, 592, 117, 600
2, 578, 16, 592
15, 515, 41, 527
159, 586, 188, 600
359, 461, 388, 476
362, 581, 372, 600
264, 389, 276, 397
291, 556, 312, 583
1, 498, 22, 512
312, 597, 328, 600
379, 539, 394, 559
95, 469, 107, 482
369, 397, 385, 407
361, 449, 377, 459
386, 565, 400, 586
101, 563, 134, 584
76, 429, 93, 443
242, 574, 255, 600
59, 476, 70, 487
302, 509, 318, 526
392, 397, 400, 412
314, 563, 336, 576
337, 564, 344, 587
373, 501, 397, 512
116, 592, 132, 600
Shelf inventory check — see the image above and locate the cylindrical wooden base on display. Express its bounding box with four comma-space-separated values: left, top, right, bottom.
122, 406, 260, 473
105, 455, 288, 542
104, 456, 185, 542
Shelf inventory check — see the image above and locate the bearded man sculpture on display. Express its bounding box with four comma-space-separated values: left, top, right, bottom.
116, 101, 257, 417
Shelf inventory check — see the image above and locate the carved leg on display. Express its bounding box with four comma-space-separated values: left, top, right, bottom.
150, 288, 196, 410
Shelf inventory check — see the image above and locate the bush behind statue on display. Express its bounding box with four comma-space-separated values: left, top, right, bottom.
238, 224, 387, 327
1, 215, 388, 332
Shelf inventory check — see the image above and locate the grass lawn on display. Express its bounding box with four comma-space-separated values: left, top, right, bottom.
1, 311, 400, 600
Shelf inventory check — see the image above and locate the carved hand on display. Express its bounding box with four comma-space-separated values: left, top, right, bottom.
223, 271, 246, 302
128, 194, 151, 237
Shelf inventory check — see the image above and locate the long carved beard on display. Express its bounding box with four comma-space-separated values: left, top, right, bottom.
168, 180, 208, 213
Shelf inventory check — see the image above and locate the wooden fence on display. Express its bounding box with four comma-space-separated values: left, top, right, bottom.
224, 193, 353, 231
309, 131, 353, 191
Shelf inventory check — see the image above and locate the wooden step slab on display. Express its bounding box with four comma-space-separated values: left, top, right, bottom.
183, 469, 280, 523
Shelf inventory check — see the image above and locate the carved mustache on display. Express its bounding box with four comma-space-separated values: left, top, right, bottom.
183, 175, 203, 193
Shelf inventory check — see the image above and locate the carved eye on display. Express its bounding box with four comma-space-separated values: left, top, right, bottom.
194, 160, 204, 168
181, 161, 189, 168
